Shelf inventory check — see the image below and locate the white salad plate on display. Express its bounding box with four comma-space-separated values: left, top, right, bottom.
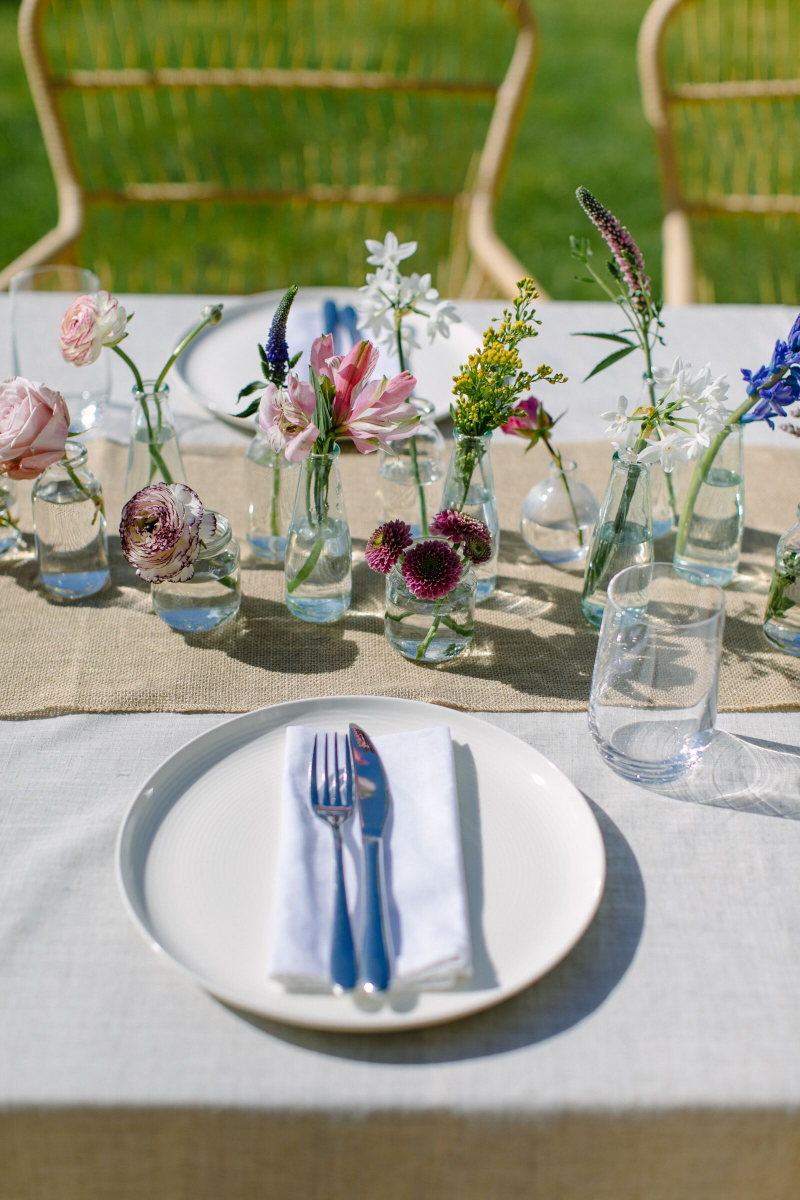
116, 696, 606, 1032
174, 287, 479, 431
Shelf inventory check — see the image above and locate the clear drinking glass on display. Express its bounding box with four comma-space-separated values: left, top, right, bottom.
581, 454, 654, 627
245, 432, 300, 561
152, 513, 241, 632
384, 541, 476, 662
520, 458, 599, 565
0, 480, 22, 556
124, 381, 187, 497
376, 420, 445, 537
762, 502, 800, 656
31, 442, 109, 599
285, 446, 352, 623
440, 430, 499, 602
674, 424, 744, 585
589, 562, 725, 783
10, 265, 110, 434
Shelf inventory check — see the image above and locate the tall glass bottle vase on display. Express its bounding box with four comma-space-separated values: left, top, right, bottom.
375, 399, 444, 536
580, 454, 654, 628
674, 424, 744, 586
285, 446, 352, 623
440, 430, 499, 602
0, 479, 22, 556
124, 381, 187, 498
31, 441, 109, 600
245, 433, 300, 562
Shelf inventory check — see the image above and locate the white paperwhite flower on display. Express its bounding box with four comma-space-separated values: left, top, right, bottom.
637, 434, 686, 473
651, 357, 684, 390
678, 427, 714, 461
364, 232, 417, 268
426, 299, 460, 341
601, 395, 629, 438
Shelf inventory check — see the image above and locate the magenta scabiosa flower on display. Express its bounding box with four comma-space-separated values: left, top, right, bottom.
428, 509, 490, 546
401, 538, 464, 599
576, 187, 651, 313
120, 482, 216, 583
365, 519, 413, 574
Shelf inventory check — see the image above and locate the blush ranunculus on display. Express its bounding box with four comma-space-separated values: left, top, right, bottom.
60, 291, 128, 367
119, 482, 217, 583
0, 377, 71, 480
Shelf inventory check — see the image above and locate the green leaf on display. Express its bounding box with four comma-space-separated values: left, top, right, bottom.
232, 398, 261, 419
288, 350, 302, 369
571, 331, 636, 345
238, 380, 264, 399
258, 343, 268, 363
309, 366, 332, 442
583, 344, 637, 381
574, 275, 598, 286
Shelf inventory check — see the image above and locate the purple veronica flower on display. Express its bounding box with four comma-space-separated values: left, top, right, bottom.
401, 539, 463, 599
365, 519, 412, 574
263, 285, 298, 387
576, 187, 651, 313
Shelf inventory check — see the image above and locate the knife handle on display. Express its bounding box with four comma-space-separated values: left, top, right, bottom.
362, 836, 391, 994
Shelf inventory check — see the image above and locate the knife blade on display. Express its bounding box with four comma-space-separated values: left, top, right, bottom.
348, 724, 391, 993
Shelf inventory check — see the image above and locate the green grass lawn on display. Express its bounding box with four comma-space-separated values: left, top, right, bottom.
0, 0, 662, 298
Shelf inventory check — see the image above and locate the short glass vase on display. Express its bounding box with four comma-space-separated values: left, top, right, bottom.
0, 479, 22, 556
581, 454, 654, 628
440, 429, 498, 602
285, 446, 352, 623
245, 432, 300, 562
152, 513, 241, 632
385, 547, 476, 663
125, 380, 187, 497
520, 458, 598, 565
762, 502, 800, 656
31, 441, 109, 600
674, 424, 744, 586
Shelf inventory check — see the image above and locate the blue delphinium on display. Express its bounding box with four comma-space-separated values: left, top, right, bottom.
740, 312, 800, 427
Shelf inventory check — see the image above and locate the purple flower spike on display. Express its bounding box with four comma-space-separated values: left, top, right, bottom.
365, 518, 412, 574
401, 539, 463, 599
577, 187, 651, 313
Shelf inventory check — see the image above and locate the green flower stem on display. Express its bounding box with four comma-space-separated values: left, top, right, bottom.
665, 468, 678, 525
269, 465, 281, 538
396, 325, 427, 534
287, 537, 324, 593
111, 345, 174, 486
416, 597, 446, 660
582, 433, 648, 604
110, 343, 144, 392
154, 306, 223, 393
64, 461, 105, 524
287, 454, 331, 594
544, 439, 584, 547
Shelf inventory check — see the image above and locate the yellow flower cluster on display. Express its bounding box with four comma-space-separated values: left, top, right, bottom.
450, 278, 566, 436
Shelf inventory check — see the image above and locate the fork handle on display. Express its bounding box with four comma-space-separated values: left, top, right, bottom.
362, 837, 391, 994
330, 831, 358, 992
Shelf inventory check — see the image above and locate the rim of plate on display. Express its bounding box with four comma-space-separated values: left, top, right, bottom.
115, 695, 606, 1033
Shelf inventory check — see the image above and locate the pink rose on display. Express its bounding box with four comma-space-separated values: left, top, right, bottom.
0, 377, 71, 480
119, 483, 217, 583
60, 290, 128, 366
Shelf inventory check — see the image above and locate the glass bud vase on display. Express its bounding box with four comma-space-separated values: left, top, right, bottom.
520, 457, 599, 565
440, 430, 498, 602
285, 446, 352, 623
674, 424, 744, 586
385, 545, 476, 663
651, 460, 681, 539
152, 513, 241, 632
580, 454, 654, 628
376, 419, 445, 537
0, 479, 22, 556
762, 502, 800, 656
31, 441, 109, 600
124, 380, 187, 498
245, 432, 300, 562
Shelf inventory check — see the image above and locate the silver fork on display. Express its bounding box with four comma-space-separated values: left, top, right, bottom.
309, 733, 358, 992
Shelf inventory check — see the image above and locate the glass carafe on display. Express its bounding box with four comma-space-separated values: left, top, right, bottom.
762, 503, 800, 656
440, 430, 498, 602
31, 442, 109, 599
285, 446, 352, 623
245, 433, 300, 562
124, 380, 187, 498
580, 454, 653, 628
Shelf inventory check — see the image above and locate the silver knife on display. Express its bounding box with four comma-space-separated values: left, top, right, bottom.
348, 724, 391, 993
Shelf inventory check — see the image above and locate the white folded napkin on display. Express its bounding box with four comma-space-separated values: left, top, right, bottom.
268, 725, 473, 991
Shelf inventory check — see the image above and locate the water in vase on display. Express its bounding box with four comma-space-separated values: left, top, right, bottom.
33, 487, 109, 599
674, 466, 743, 586
125, 425, 185, 494
580, 521, 654, 627
285, 517, 352, 623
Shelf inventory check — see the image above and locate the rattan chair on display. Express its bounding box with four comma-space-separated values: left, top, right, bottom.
639, 0, 800, 305
0, 0, 540, 297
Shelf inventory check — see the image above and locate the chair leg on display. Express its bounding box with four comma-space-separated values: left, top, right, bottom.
662, 210, 695, 306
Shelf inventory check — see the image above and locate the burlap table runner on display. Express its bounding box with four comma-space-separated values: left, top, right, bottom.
1, 440, 797, 718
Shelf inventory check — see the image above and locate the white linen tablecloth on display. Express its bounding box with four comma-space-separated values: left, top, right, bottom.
1, 297, 799, 1198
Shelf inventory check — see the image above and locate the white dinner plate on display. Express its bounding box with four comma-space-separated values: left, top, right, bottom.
174, 287, 479, 431
116, 696, 606, 1032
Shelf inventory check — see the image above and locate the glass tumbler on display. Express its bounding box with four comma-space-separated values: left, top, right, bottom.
10, 265, 110, 434
588, 562, 725, 783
